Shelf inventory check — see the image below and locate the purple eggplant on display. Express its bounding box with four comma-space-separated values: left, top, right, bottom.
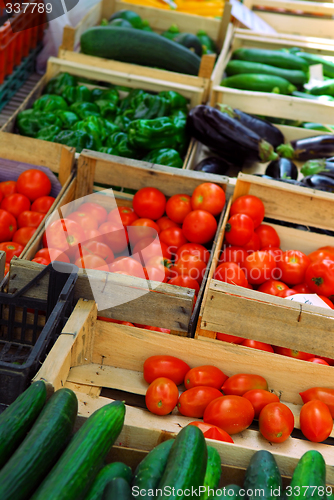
266, 158, 298, 180
194, 156, 231, 175
301, 174, 334, 192
277, 135, 334, 161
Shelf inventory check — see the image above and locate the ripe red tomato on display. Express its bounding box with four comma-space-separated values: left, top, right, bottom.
177, 386, 222, 418
241, 339, 274, 353
145, 266, 167, 283
160, 227, 187, 251
176, 243, 210, 265
143, 355, 190, 385
141, 325, 171, 334
0, 210, 17, 242
156, 216, 180, 232
147, 256, 173, 280
145, 377, 179, 416
108, 206, 138, 227
75, 254, 109, 271
83, 229, 103, 243
99, 222, 129, 253
13, 227, 36, 246
216, 333, 245, 344
168, 275, 200, 294
274, 346, 313, 361
133, 187, 166, 220
1, 194, 30, 219
187, 422, 234, 443
309, 358, 329, 365
166, 194, 192, 224
277, 250, 310, 286
293, 283, 311, 294
308, 248, 334, 264
243, 251, 276, 285
128, 219, 160, 246
35, 248, 70, 263
219, 246, 248, 265
79, 203, 107, 225
214, 262, 248, 287
0, 181, 16, 198
44, 218, 85, 255
31, 196, 55, 214
0, 242, 24, 262
318, 295, 334, 309
184, 365, 228, 390
259, 402, 294, 443
109, 256, 146, 279
97, 317, 134, 326
300, 400, 332, 442
191, 183, 226, 216
243, 389, 280, 418
225, 214, 254, 246
75, 241, 114, 264
132, 237, 171, 261
300, 388, 334, 417
204, 395, 255, 434
67, 211, 98, 231
277, 288, 298, 298
32, 257, 49, 265
182, 210, 217, 245
243, 232, 261, 253
258, 279, 289, 296
230, 195, 265, 228
305, 259, 334, 297
255, 224, 280, 249
222, 374, 268, 396
17, 211, 44, 229
172, 252, 206, 284
16, 169, 51, 201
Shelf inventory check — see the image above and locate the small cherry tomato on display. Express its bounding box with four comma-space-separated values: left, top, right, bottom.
133, 187, 166, 220
241, 339, 274, 353
216, 333, 244, 344
214, 262, 248, 287
143, 355, 190, 385
145, 377, 179, 416
259, 402, 294, 443
177, 386, 222, 418
230, 195, 265, 228
255, 224, 280, 249
191, 183, 226, 216
187, 422, 234, 443
184, 365, 228, 390
225, 214, 254, 246
204, 395, 255, 435
300, 400, 333, 443
243, 389, 280, 418
222, 374, 268, 396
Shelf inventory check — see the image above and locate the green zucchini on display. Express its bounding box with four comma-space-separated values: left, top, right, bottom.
292, 90, 334, 102
132, 440, 174, 498
32, 400, 126, 500
214, 485, 242, 499
174, 33, 203, 57
109, 18, 133, 28
309, 79, 334, 96
157, 426, 207, 499
103, 477, 132, 500
200, 446, 222, 500
295, 51, 334, 78
197, 30, 217, 54
289, 450, 326, 499
81, 27, 201, 76
108, 9, 143, 29
232, 48, 308, 71
0, 388, 78, 500
243, 450, 282, 499
221, 74, 296, 94
86, 462, 132, 500
0, 381, 47, 468
225, 60, 307, 85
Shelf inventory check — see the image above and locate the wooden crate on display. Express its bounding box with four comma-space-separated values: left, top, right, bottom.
210, 25, 334, 124
59, 0, 232, 95
8, 150, 228, 336
33, 299, 334, 485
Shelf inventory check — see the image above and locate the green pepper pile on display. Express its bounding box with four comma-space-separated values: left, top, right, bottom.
16, 72, 189, 168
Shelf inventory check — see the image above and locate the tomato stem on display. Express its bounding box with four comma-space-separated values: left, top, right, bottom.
312, 277, 324, 287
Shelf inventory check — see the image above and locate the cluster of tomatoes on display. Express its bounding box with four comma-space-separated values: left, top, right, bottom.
0, 169, 55, 275
33, 183, 225, 296
143, 356, 334, 444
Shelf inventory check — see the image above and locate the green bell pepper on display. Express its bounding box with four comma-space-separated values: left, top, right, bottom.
36, 125, 61, 142
94, 99, 118, 119
158, 91, 188, 110
104, 119, 121, 136
171, 109, 187, 129
72, 115, 106, 148
114, 114, 132, 131
99, 147, 118, 155
17, 110, 62, 137
197, 30, 217, 54
69, 102, 100, 119
53, 130, 97, 153
62, 85, 92, 104
33, 94, 68, 113
119, 89, 145, 113
142, 148, 183, 167
132, 93, 170, 120
54, 110, 79, 129
128, 117, 181, 151
91, 88, 119, 103
106, 132, 138, 158
45, 72, 77, 95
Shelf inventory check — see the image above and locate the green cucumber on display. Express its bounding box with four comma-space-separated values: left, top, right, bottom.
81, 27, 201, 76
108, 9, 143, 29
225, 60, 307, 85
295, 51, 334, 78
32, 400, 125, 500
109, 18, 133, 28
232, 48, 308, 72
103, 477, 132, 500
86, 462, 132, 500
214, 485, 242, 499
0, 381, 47, 468
200, 446, 221, 500
0, 388, 77, 500
174, 33, 203, 57
243, 450, 282, 499
310, 79, 334, 96
289, 450, 326, 499
303, 122, 334, 132
132, 439, 174, 498
157, 426, 207, 499
221, 74, 296, 94
292, 91, 334, 102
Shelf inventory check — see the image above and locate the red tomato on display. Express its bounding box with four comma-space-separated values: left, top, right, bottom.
216, 333, 245, 344
243, 389, 280, 418
293, 283, 311, 294
132, 237, 171, 261
259, 402, 294, 443
300, 388, 334, 417
147, 256, 173, 280
258, 279, 289, 296
44, 218, 85, 255
214, 262, 248, 287
13, 227, 36, 246
230, 195, 265, 228
177, 386, 222, 418
204, 395, 255, 434
243, 232, 261, 253
182, 210, 217, 245
219, 246, 248, 266
160, 227, 187, 251
166, 194, 192, 224
35, 248, 70, 263
142, 325, 171, 334
0, 181, 16, 197
16, 169, 51, 201
143, 356, 190, 385
0, 210, 17, 242
305, 259, 334, 297
0, 242, 24, 262
145, 266, 167, 283
97, 317, 134, 326
243, 251, 276, 285
31, 257, 49, 265
308, 248, 334, 264
277, 288, 298, 298
318, 295, 334, 309
255, 224, 280, 249
184, 365, 228, 390
78, 203, 107, 225
17, 211, 44, 229
108, 206, 138, 227
109, 256, 146, 279
274, 346, 313, 361
67, 211, 98, 231
75, 254, 109, 271
1, 194, 30, 219
176, 243, 210, 265
99, 222, 129, 254
145, 377, 179, 416
84, 229, 103, 242
4, 263, 9, 275
191, 183, 226, 216
156, 216, 181, 232
222, 374, 268, 396
262, 246, 283, 259
300, 400, 332, 442
128, 219, 160, 246
225, 214, 254, 246
133, 187, 166, 220
309, 358, 330, 365
31, 196, 55, 214
168, 275, 200, 294
187, 421, 234, 443
277, 250, 310, 286
241, 339, 274, 353
171, 252, 206, 284
75, 241, 114, 264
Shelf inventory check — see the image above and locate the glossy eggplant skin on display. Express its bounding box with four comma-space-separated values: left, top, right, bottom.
194, 156, 231, 175
254, 174, 304, 186
278, 135, 334, 161
265, 158, 298, 180
232, 109, 284, 148
301, 174, 334, 192
301, 159, 334, 177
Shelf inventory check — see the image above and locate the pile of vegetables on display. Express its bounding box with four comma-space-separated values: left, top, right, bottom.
16, 72, 189, 166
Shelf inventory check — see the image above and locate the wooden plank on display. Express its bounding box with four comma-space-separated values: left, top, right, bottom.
244, 0, 334, 15
65, 380, 102, 397
253, 11, 334, 39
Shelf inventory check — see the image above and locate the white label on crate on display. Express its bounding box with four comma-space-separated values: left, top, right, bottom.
285, 294, 331, 309
230, 0, 277, 35
304, 64, 324, 90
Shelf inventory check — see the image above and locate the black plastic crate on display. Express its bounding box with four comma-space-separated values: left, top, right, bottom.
0, 263, 78, 405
